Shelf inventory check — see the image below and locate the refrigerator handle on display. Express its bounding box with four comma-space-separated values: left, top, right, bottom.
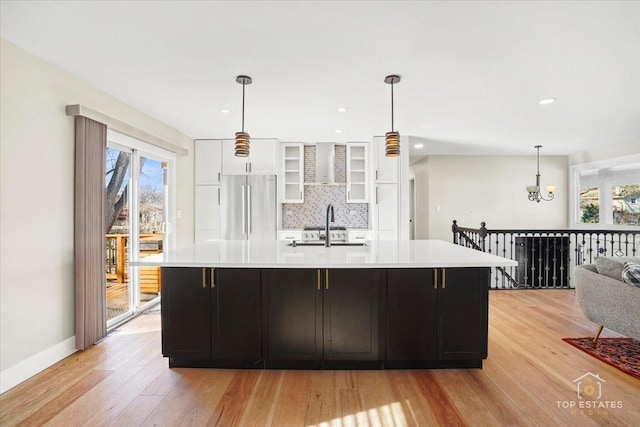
247, 185, 252, 235
241, 184, 246, 236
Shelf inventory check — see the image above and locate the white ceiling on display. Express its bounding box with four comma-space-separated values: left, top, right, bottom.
2, 1, 639, 157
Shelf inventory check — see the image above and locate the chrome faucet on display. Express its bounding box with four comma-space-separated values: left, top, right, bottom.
325, 204, 335, 247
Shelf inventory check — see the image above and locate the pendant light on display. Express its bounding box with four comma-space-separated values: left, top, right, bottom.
526, 145, 556, 203
384, 74, 401, 157
234, 75, 252, 157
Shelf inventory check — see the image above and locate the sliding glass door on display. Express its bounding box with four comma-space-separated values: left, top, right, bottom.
105, 144, 133, 323
105, 131, 175, 328
136, 154, 167, 311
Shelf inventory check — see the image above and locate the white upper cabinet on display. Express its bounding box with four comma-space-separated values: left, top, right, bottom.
221, 139, 246, 174
249, 138, 278, 174
346, 143, 369, 203
373, 136, 398, 183
280, 143, 304, 203
222, 138, 278, 175
195, 139, 222, 184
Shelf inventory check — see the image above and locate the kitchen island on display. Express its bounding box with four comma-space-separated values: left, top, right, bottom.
134, 240, 517, 369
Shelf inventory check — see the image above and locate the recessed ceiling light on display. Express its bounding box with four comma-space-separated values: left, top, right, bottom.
538, 98, 556, 105
220, 108, 230, 113
335, 130, 342, 134
414, 143, 424, 149
419, 124, 434, 129
337, 107, 347, 113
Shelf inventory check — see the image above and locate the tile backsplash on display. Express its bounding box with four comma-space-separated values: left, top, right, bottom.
303, 145, 346, 183
282, 145, 368, 229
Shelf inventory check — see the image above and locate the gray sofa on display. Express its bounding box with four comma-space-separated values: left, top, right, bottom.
574, 263, 640, 341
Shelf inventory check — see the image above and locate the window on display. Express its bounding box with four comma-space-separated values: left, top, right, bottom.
571, 155, 640, 227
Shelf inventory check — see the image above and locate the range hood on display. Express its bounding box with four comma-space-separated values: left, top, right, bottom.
314, 142, 335, 184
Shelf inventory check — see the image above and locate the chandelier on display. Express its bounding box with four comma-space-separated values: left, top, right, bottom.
527, 145, 556, 202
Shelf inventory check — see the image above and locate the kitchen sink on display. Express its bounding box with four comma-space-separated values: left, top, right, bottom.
287, 242, 367, 247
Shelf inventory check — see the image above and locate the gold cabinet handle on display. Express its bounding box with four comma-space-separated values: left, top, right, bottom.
442, 268, 446, 289
317, 269, 321, 290
202, 268, 207, 288
325, 269, 329, 290
433, 269, 438, 289
211, 268, 215, 288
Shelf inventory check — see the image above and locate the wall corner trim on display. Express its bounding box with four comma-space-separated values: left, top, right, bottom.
0, 337, 77, 394
66, 104, 189, 156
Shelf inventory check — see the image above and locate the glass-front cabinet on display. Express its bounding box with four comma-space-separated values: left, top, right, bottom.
281, 143, 304, 203
346, 143, 369, 203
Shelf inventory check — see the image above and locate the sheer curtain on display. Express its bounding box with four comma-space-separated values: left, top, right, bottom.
74, 116, 107, 350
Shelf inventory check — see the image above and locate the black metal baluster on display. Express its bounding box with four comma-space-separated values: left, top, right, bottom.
560, 234, 566, 288
551, 234, 557, 288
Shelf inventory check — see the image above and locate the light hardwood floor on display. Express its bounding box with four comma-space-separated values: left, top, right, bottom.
1, 290, 639, 426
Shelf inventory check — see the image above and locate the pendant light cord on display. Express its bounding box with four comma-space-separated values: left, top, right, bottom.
391, 82, 395, 132
241, 82, 246, 132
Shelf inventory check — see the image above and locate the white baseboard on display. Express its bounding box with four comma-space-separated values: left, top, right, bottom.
0, 336, 77, 394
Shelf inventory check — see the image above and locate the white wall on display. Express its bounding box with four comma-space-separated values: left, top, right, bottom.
0, 38, 194, 392
569, 140, 640, 165
411, 155, 569, 242
411, 157, 430, 239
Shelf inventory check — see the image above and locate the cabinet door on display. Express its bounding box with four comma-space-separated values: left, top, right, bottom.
280, 143, 304, 203
438, 268, 490, 360
249, 139, 278, 174
266, 269, 323, 361
375, 183, 398, 240
373, 136, 398, 183
212, 269, 261, 361
324, 269, 380, 361
221, 139, 248, 174
386, 269, 437, 361
161, 267, 211, 358
346, 143, 369, 202
222, 138, 278, 175
195, 139, 222, 184
195, 185, 220, 243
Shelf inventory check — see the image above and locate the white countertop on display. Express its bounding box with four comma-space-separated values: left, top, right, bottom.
132, 240, 518, 268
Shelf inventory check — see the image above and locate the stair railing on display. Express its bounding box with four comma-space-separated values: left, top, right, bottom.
452, 220, 640, 289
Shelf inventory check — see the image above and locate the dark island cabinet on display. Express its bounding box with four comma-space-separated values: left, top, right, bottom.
161, 267, 211, 359
437, 267, 489, 361
161, 267, 262, 367
264, 268, 323, 364
323, 269, 381, 364
386, 269, 438, 361
264, 268, 382, 368
213, 269, 261, 362
385, 267, 489, 367
161, 266, 489, 369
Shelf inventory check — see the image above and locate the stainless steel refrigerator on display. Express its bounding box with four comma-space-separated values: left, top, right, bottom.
219, 174, 277, 240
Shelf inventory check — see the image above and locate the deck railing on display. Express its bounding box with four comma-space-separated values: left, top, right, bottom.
106, 233, 162, 283
452, 220, 640, 289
